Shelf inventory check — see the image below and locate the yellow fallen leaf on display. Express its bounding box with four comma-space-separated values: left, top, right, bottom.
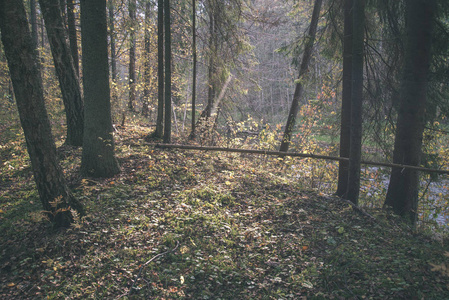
7, 282, 15, 287
0, 209, 4, 213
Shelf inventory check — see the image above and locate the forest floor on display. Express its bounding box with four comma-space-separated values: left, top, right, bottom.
1, 125, 449, 299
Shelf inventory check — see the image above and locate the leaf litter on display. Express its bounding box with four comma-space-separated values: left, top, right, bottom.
0, 126, 448, 299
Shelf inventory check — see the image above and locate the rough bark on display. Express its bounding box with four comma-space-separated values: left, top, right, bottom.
279, 0, 322, 152
39, 0, 84, 146
345, 0, 365, 205
336, 0, 353, 197
80, 0, 120, 178
163, 0, 171, 143
0, 0, 83, 227
384, 0, 435, 225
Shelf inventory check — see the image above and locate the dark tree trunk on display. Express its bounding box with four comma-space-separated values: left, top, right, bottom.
0, 0, 83, 227
345, 0, 365, 205
67, 0, 79, 77
154, 0, 164, 138
128, 0, 137, 112
190, 0, 197, 139
80, 0, 120, 178
336, 0, 353, 197
30, 0, 39, 50
384, 0, 435, 225
163, 0, 171, 143
108, 0, 117, 81
30, 0, 44, 89
279, 0, 322, 152
39, 0, 84, 146
142, 0, 151, 116
59, 0, 67, 24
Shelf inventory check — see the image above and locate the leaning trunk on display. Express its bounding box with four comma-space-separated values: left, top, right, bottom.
39, 0, 84, 146
0, 0, 83, 227
279, 0, 322, 152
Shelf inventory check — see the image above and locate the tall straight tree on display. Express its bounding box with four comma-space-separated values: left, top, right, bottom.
142, 0, 152, 116
384, 0, 435, 224
336, 0, 353, 197
163, 0, 172, 143
108, 0, 117, 81
128, 0, 137, 111
39, 0, 84, 146
279, 0, 323, 152
0, 0, 83, 227
345, 0, 365, 204
153, 0, 165, 138
80, 0, 120, 177
190, 0, 197, 139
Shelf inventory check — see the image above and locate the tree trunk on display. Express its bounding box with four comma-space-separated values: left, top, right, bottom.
163, 0, 171, 143
206, 10, 216, 119
384, 0, 435, 225
279, 0, 322, 152
128, 0, 137, 112
30, 0, 44, 90
0, 0, 83, 227
142, 0, 151, 116
80, 0, 120, 178
108, 0, 117, 81
190, 0, 197, 139
154, 0, 164, 138
30, 0, 39, 50
39, 0, 84, 147
336, 0, 353, 197
345, 0, 365, 205
67, 0, 79, 77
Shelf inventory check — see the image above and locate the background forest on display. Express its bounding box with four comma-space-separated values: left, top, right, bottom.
1, 0, 449, 298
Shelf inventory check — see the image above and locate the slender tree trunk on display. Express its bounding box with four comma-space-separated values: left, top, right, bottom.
190, 0, 197, 139
0, 0, 83, 227
206, 10, 216, 119
279, 0, 322, 152
336, 0, 353, 197
128, 0, 137, 112
80, 0, 120, 178
154, 0, 164, 138
345, 0, 365, 205
108, 0, 117, 81
384, 0, 435, 225
67, 0, 79, 77
39, 0, 84, 146
142, 0, 151, 116
163, 0, 171, 143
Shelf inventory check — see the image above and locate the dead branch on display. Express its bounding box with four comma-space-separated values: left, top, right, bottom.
125, 241, 180, 298
152, 143, 449, 175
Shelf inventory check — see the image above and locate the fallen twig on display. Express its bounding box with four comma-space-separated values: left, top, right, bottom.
119, 241, 180, 298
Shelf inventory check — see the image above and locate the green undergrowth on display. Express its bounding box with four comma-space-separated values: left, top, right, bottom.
1, 126, 448, 299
